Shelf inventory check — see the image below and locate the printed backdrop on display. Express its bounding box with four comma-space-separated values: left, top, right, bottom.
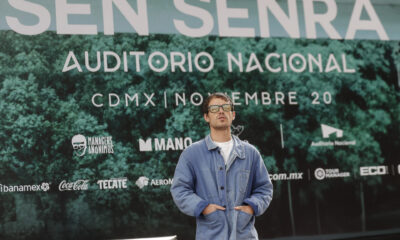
0, 0, 400, 239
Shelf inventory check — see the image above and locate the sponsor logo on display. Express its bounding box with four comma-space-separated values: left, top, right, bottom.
139, 137, 192, 152
135, 176, 149, 189
0, 182, 50, 192
59, 180, 89, 191
135, 176, 173, 189
231, 125, 244, 137
139, 139, 152, 152
321, 124, 343, 138
311, 124, 356, 147
232, 124, 250, 142
360, 166, 389, 176
314, 168, 350, 180
72, 134, 87, 156
97, 178, 128, 190
270, 172, 303, 181
72, 134, 114, 156
41, 183, 50, 191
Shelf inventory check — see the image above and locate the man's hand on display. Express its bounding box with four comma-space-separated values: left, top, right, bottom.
202, 204, 226, 215
234, 205, 254, 215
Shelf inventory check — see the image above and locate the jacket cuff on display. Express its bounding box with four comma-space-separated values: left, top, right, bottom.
194, 200, 209, 217
243, 199, 258, 216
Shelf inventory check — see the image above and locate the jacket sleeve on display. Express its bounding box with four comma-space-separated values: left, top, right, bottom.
170, 153, 209, 217
243, 150, 273, 216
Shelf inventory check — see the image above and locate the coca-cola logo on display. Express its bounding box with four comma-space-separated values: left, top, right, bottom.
59, 180, 89, 191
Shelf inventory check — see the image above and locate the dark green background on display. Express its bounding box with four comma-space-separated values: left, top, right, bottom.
0, 31, 399, 239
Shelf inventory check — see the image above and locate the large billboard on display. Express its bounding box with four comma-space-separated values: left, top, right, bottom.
0, 1, 400, 239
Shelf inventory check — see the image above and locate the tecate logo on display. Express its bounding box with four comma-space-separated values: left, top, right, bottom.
59, 180, 89, 191
97, 178, 128, 190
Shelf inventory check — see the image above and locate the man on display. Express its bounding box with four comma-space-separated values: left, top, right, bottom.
170, 93, 273, 240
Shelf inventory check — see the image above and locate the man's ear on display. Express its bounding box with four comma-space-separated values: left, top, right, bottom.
232, 111, 236, 120
204, 113, 210, 123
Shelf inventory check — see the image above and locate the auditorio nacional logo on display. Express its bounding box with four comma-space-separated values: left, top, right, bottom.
311, 124, 356, 147
0, 183, 50, 192
72, 134, 114, 156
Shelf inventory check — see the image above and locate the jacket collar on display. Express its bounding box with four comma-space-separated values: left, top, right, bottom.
205, 134, 245, 159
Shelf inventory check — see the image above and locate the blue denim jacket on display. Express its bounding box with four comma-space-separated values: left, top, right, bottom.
170, 135, 273, 240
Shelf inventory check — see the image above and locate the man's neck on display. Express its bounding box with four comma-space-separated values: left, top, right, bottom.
210, 128, 232, 142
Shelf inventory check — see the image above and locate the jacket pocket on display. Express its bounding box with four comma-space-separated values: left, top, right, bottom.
236, 210, 257, 239
203, 209, 220, 223
196, 210, 226, 239
198, 210, 224, 228
237, 210, 252, 231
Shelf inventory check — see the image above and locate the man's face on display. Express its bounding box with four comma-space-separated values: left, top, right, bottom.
204, 97, 235, 130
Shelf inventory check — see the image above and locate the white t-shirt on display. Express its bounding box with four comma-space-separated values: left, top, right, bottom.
214, 139, 234, 165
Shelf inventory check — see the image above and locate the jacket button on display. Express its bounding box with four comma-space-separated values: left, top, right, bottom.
220, 186, 224, 190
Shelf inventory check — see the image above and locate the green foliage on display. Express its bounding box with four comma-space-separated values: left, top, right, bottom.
0, 31, 399, 239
